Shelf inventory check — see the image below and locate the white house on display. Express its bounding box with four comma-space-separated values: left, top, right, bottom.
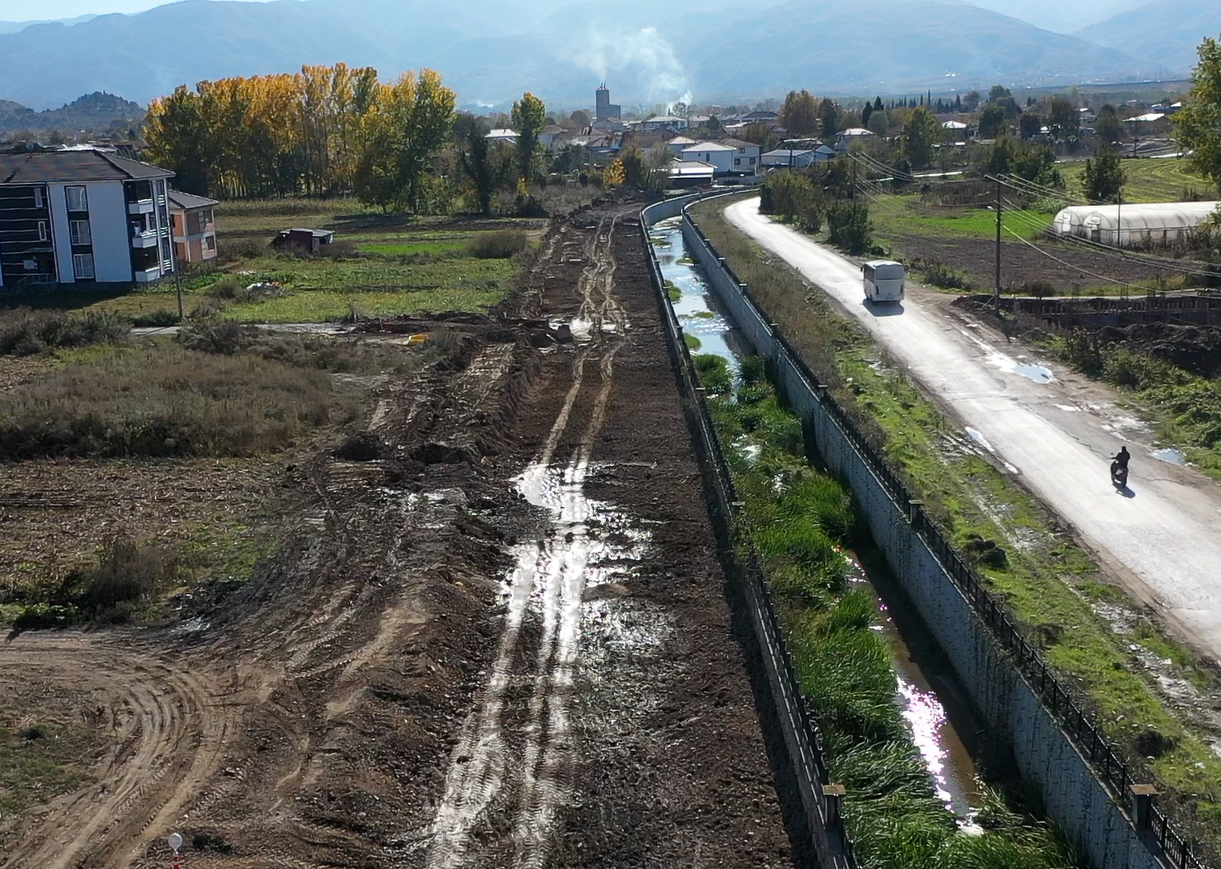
680, 142, 736, 175
762, 146, 834, 168
486, 128, 519, 145
0, 149, 176, 287
539, 125, 566, 151
835, 127, 875, 150
665, 135, 698, 155
668, 161, 715, 189
721, 138, 763, 174
642, 115, 689, 133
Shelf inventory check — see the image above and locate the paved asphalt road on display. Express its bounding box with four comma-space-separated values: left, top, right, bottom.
726, 198, 1221, 661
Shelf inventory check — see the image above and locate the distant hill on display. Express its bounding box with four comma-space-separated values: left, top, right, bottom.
0, 0, 1181, 111
0, 92, 146, 138
1076, 0, 1221, 74
678, 0, 1164, 95
0, 14, 96, 35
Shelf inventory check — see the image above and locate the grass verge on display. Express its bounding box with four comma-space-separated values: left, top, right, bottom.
691, 197, 1221, 859
697, 353, 1073, 869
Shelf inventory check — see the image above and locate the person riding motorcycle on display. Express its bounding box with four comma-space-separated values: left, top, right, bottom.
1111, 446, 1130, 485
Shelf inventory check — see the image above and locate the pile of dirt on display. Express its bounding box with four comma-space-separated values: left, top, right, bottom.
1095, 322, 1221, 378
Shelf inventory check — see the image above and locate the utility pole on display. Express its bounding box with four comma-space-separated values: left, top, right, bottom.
994, 175, 1002, 306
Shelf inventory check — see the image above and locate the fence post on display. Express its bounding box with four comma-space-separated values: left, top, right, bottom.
823, 784, 847, 832
1129, 785, 1158, 830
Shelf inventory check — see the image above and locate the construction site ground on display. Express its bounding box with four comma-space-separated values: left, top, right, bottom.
0, 202, 797, 869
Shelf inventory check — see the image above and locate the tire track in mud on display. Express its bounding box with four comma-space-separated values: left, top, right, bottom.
0, 634, 234, 869
425, 216, 631, 869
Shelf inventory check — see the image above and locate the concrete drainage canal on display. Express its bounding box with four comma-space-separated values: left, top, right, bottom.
651, 217, 990, 827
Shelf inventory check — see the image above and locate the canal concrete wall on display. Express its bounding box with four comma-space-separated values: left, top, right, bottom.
674, 200, 1177, 869
642, 197, 855, 869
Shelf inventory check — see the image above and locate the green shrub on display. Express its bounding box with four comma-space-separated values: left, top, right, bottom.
468, 230, 528, 259
131, 310, 182, 328
915, 258, 975, 291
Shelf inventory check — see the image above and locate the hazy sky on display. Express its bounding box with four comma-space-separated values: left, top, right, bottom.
0, 0, 1145, 32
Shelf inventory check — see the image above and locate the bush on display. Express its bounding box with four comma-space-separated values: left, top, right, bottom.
220, 237, 268, 263
914, 258, 975, 291
178, 320, 257, 355
827, 201, 873, 254
468, 230, 528, 259
208, 275, 245, 300
0, 308, 128, 356
131, 310, 182, 328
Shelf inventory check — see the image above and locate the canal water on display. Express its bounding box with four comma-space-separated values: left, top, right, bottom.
648, 216, 985, 822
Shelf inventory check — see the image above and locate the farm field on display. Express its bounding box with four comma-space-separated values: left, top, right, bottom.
0, 200, 543, 324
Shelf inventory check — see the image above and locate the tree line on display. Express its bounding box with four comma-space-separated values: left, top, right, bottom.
144, 64, 459, 208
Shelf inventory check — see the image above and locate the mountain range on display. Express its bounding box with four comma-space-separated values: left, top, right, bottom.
0, 0, 1214, 111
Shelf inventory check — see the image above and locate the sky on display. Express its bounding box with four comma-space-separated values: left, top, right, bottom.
0, 0, 1146, 32
0, 0, 277, 20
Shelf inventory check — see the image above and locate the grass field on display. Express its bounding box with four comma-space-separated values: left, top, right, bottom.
0, 199, 537, 324
868, 194, 1046, 244
1059, 156, 1213, 204
693, 197, 1221, 860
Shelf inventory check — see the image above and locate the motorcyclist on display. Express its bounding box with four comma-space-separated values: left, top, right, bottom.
1111, 446, 1130, 483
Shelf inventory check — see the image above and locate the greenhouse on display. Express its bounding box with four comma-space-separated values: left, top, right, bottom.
1052, 201, 1219, 248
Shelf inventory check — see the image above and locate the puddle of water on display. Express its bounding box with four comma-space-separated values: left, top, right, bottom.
1013, 363, 1055, 384
849, 562, 984, 820
965, 427, 994, 454
1054, 404, 1080, 413
1151, 447, 1187, 466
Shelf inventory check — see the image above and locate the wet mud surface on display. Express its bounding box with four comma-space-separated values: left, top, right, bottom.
1, 203, 794, 869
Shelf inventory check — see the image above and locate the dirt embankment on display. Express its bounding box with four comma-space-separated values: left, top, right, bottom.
1, 203, 796, 869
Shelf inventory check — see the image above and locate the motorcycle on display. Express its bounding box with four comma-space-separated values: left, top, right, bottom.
1111, 461, 1129, 488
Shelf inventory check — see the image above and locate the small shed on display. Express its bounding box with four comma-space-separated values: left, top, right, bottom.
1052, 201, 1219, 248
274, 227, 335, 253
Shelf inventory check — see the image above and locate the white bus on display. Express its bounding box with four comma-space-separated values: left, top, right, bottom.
863, 260, 905, 303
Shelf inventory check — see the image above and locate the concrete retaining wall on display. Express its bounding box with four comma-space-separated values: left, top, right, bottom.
678, 202, 1177, 869
642, 197, 854, 869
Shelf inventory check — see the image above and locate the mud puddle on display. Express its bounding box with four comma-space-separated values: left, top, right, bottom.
650, 212, 984, 824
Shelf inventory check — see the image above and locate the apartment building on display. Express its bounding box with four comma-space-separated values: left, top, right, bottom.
0, 149, 176, 288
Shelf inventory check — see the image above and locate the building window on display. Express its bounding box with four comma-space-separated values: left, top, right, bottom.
65, 186, 88, 212
72, 253, 95, 280
205, 235, 216, 251
69, 219, 91, 246
34, 188, 44, 208
37, 221, 47, 242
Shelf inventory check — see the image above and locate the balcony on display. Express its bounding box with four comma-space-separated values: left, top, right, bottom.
131, 229, 158, 249
127, 199, 154, 215
133, 265, 164, 283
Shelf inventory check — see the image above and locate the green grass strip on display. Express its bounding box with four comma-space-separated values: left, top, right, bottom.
696, 353, 1073, 869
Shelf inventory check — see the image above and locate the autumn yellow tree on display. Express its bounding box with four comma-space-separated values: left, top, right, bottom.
144, 63, 452, 204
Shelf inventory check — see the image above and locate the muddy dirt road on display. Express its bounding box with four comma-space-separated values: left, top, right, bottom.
727, 196, 1221, 665
2, 203, 795, 868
